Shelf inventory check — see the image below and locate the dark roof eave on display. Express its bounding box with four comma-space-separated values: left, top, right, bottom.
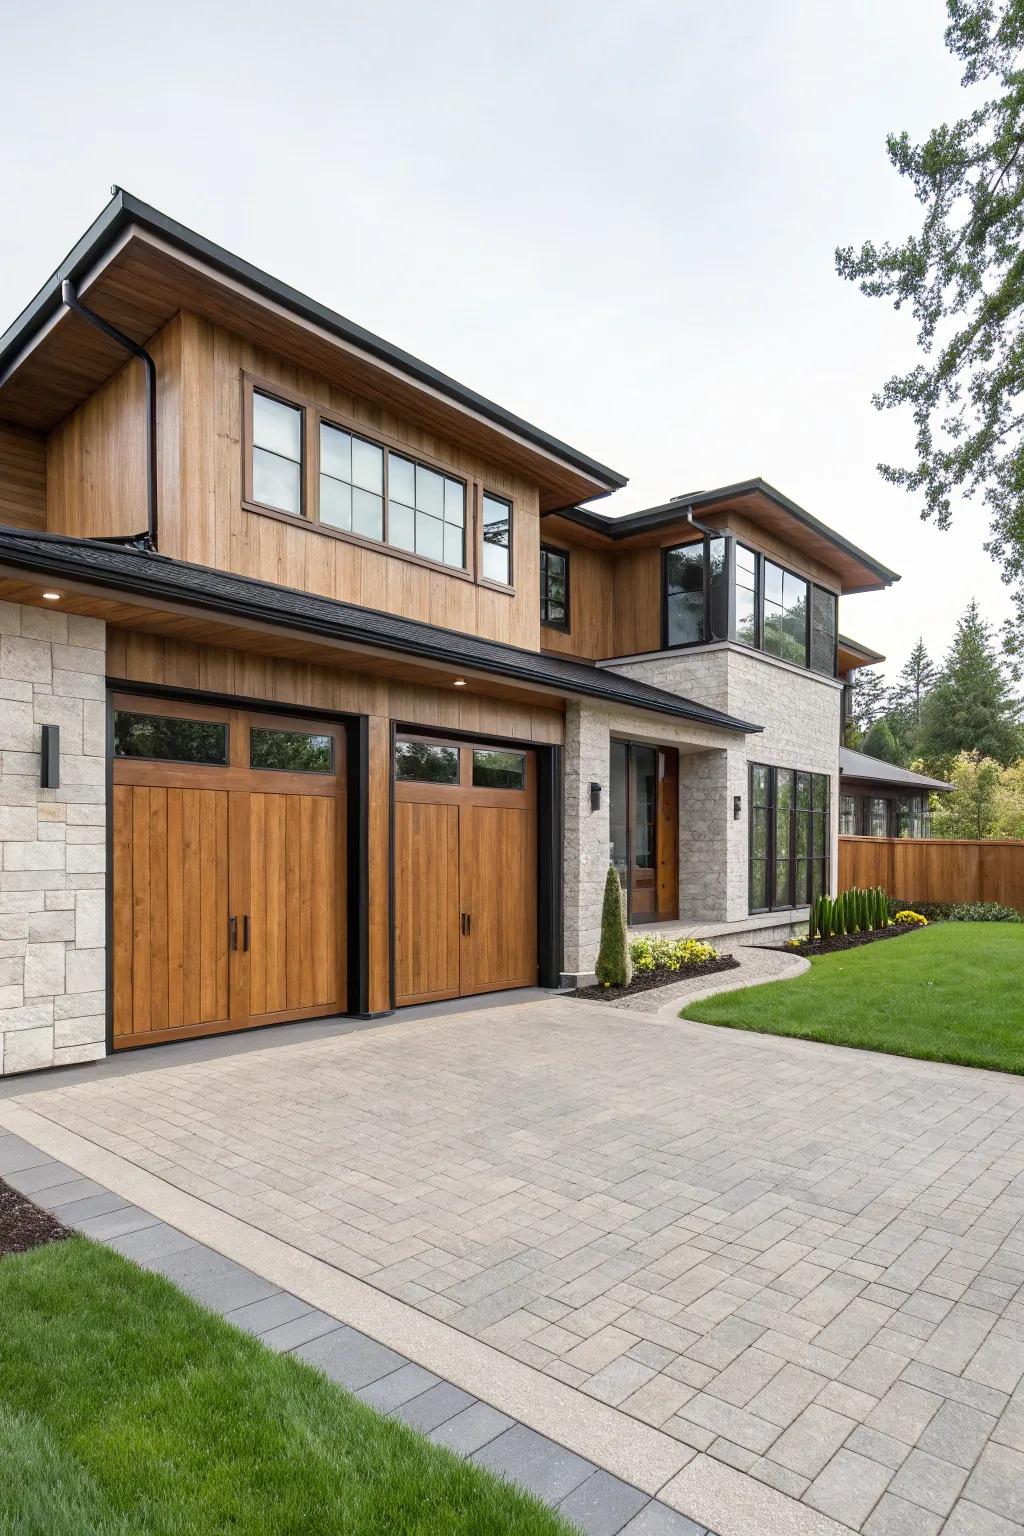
0, 527, 759, 735
546, 478, 900, 588
0, 190, 627, 495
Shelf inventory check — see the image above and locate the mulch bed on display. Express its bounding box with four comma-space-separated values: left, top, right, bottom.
574, 954, 739, 1002
774, 922, 923, 958
0, 1177, 70, 1258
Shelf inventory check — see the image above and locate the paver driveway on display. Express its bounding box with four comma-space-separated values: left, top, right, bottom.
17, 998, 1024, 1534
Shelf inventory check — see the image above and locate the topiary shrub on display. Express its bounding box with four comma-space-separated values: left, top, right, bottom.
595, 865, 631, 987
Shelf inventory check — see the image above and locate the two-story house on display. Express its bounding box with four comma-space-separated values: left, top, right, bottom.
0, 192, 897, 1076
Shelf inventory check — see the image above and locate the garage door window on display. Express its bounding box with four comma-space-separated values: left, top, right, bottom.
113, 711, 228, 765
395, 740, 460, 783
250, 727, 333, 772
472, 749, 525, 789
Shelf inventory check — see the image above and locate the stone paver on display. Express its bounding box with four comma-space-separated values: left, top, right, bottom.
8, 993, 1024, 1534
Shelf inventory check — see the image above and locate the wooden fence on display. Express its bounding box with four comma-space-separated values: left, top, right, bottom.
838, 837, 1024, 911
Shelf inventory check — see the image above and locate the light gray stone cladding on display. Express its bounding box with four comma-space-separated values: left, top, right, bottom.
562, 643, 842, 980
0, 603, 106, 1075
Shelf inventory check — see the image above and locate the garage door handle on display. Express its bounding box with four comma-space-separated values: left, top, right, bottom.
243, 915, 250, 952
461, 912, 471, 936
229, 915, 238, 951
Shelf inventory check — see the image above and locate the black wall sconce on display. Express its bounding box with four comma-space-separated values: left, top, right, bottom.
590, 781, 602, 812
40, 725, 60, 789
733, 794, 742, 820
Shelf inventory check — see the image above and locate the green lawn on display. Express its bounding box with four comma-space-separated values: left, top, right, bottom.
686, 923, 1024, 1074
0, 1238, 571, 1536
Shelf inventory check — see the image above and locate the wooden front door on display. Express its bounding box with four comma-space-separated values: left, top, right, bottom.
394, 737, 538, 1006
610, 740, 679, 923
112, 696, 345, 1049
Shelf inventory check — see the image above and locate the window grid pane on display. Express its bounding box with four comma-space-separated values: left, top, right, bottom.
749, 762, 829, 914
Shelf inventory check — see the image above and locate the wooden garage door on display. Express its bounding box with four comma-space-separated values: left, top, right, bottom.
394, 736, 537, 1006
112, 696, 345, 1049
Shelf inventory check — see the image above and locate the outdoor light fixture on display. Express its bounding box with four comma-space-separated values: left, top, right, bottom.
590, 781, 602, 811
40, 725, 60, 789
41, 591, 61, 601
453, 678, 467, 688
733, 794, 742, 819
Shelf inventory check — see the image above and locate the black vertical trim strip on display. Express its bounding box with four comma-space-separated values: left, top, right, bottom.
346, 717, 371, 1016
104, 693, 115, 1056
387, 720, 397, 1011
536, 745, 563, 987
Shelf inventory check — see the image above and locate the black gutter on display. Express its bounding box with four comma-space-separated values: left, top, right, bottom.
0, 189, 627, 495
59, 280, 157, 552
0, 527, 761, 735
547, 478, 901, 587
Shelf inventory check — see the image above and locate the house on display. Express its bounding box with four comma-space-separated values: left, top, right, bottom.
0, 192, 898, 1076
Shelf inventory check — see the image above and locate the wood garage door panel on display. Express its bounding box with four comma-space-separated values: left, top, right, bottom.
113, 784, 230, 1043
394, 801, 460, 1005
249, 792, 339, 1017
459, 804, 537, 995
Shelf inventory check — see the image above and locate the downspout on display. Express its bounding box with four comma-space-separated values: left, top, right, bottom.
685, 506, 726, 641
60, 279, 158, 553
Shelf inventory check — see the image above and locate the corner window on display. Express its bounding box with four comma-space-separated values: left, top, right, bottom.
749, 762, 829, 912
252, 392, 303, 516
540, 546, 570, 630
763, 561, 808, 665
734, 543, 759, 647
482, 493, 512, 584
664, 542, 705, 645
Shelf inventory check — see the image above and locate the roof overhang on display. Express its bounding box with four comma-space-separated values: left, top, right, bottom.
0, 191, 626, 513
839, 748, 952, 793
837, 634, 886, 672
0, 525, 760, 735
543, 479, 899, 594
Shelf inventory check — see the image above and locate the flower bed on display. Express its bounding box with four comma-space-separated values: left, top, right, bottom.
575, 934, 739, 1002
889, 898, 1021, 923
0, 1178, 69, 1258
779, 920, 925, 958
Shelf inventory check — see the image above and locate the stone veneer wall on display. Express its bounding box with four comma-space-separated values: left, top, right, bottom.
0, 604, 106, 1075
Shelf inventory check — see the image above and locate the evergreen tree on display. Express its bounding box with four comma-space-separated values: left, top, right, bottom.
862, 719, 901, 764
918, 601, 1023, 771
595, 866, 631, 988
849, 667, 890, 735
890, 639, 937, 726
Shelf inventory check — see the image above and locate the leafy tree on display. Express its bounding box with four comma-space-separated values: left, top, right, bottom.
931, 752, 1006, 836
835, 0, 1024, 644
994, 758, 1024, 834
862, 719, 902, 763
918, 600, 1023, 770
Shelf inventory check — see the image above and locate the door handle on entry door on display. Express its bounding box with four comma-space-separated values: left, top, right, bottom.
229, 915, 238, 951
461, 912, 471, 936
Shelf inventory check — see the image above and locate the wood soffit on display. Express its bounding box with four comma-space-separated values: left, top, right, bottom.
0, 228, 617, 512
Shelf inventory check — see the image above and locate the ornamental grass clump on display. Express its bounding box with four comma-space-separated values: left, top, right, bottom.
595, 865, 631, 988
811, 886, 891, 940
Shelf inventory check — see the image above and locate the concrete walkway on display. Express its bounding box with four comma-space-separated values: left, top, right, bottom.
2, 995, 1023, 1536
593, 946, 808, 1015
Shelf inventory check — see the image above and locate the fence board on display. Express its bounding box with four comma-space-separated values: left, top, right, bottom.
839, 837, 1024, 911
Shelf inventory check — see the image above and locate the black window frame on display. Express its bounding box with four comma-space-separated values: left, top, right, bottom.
659, 537, 838, 676
540, 544, 571, 632
749, 761, 830, 914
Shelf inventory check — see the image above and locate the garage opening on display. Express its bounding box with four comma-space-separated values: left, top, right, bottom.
393, 733, 538, 1006
111, 694, 346, 1048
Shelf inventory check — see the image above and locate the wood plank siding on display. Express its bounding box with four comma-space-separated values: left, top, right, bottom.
47, 311, 543, 649
0, 425, 46, 531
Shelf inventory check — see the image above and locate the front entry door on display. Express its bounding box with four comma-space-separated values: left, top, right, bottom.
394, 737, 538, 1006
112, 696, 345, 1049
610, 740, 679, 923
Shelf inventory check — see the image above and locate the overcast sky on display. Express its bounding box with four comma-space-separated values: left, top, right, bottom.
1, 0, 1011, 681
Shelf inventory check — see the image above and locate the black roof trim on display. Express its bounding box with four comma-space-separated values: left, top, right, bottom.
547, 478, 900, 586
837, 633, 886, 665
0, 190, 627, 493
0, 526, 759, 734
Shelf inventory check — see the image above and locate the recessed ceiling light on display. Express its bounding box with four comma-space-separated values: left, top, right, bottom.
453, 678, 467, 688
41, 591, 61, 601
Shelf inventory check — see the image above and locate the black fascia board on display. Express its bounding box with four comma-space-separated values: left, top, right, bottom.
0, 191, 627, 494
548, 478, 901, 586
0, 527, 760, 735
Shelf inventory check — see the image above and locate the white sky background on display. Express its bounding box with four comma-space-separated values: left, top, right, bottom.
0, 0, 1014, 683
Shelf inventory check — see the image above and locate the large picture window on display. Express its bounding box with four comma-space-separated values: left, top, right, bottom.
763, 561, 808, 665
663, 535, 726, 647
749, 762, 829, 913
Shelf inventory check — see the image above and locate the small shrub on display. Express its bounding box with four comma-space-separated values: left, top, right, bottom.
785, 936, 807, 949
894, 910, 928, 926
626, 935, 718, 973
888, 899, 1022, 924
596, 866, 631, 987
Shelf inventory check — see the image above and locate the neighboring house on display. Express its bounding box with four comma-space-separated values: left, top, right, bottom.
839, 748, 952, 837
0, 192, 897, 1075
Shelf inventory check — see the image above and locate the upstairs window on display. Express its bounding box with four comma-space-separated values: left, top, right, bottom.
320, 422, 384, 541
663, 535, 726, 647
482, 493, 512, 584
734, 543, 759, 647
389, 454, 465, 569
540, 546, 570, 630
252, 392, 303, 516
763, 561, 809, 665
